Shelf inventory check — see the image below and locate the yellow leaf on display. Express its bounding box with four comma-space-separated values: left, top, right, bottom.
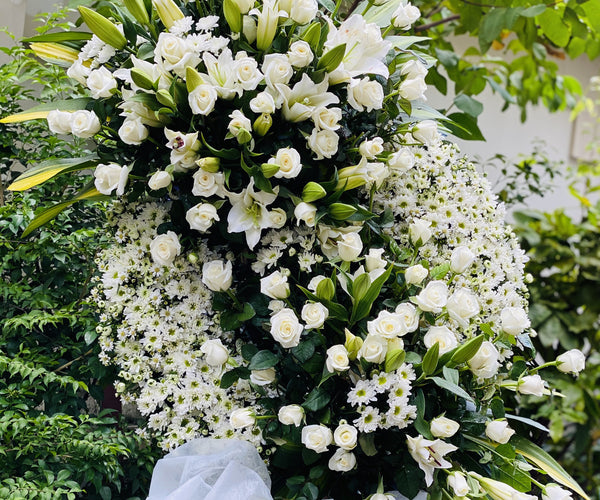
29, 42, 79, 66
0, 98, 90, 124
8, 157, 97, 191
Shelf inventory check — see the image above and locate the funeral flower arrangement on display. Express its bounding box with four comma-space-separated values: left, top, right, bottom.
2, 0, 589, 498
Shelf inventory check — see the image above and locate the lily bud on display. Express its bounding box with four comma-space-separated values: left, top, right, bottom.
185, 66, 205, 92
302, 182, 327, 202
344, 329, 364, 361
130, 68, 155, 90
123, 0, 150, 24
156, 89, 176, 109
329, 203, 357, 220
153, 0, 184, 29
78, 6, 127, 50
256, 2, 280, 51
261, 163, 280, 178
253, 113, 272, 136
223, 0, 243, 32
196, 157, 220, 173
30, 43, 79, 66
315, 278, 335, 302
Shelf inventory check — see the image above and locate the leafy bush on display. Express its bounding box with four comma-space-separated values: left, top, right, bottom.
0, 7, 160, 499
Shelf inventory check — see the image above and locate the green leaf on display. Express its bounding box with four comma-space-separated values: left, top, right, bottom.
537, 9, 571, 48
520, 5, 546, 18
479, 8, 509, 52
22, 32, 93, 43
430, 262, 450, 280
303, 386, 331, 411
292, 341, 315, 363
22, 185, 106, 238
454, 94, 484, 117
317, 0, 335, 12
350, 266, 392, 324
422, 342, 439, 376
385, 349, 406, 373
511, 436, 589, 499
449, 334, 484, 365
431, 376, 475, 403
441, 112, 485, 141
249, 350, 279, 370
8, 156, 98, 191
317, 43, 346, 72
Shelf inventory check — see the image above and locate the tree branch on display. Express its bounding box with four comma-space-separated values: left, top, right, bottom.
415, 14, 460, 32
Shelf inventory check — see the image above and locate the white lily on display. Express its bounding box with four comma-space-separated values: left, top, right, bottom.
406, 434, 457, 486
227, 178, 280, 249
201, 48, 240, 99
276, 73, 339, 122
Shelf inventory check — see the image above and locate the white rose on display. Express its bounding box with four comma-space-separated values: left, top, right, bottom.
412, 120, 439, 145
270, 308, 303, 348
450, 246, 476, 274
290, 0, 318, 24
202, 259, 233, 292
278, 405, 304, 426
302, 302, 329, 329
518, 374, 545, 396
347, 77, 384, 112
388, 148, 415, 170
250, 91, 276, 114
228, 109, 252, 138
394, 303, 420, 333
328, 449, 356, 472
468, 341, 500, 379
556, 349, 586, 375
186, 203, 219, 232
413, 280, 448, 313
261, 270, 290, 299
268, 299, 285, 313
70, 110, 101, 138
447, 472, 470, 497
262, 54, 293, 87
150, 231, 181, 266
288, 40, 314, 67
250, 368, 276, 385
66, 59, 90, 85
87, 66, 117, 99
47, 110, 72, 135
94, 163, 123, 195
430, 416, 460, 438
326, 344, 350, 372
189, 84, 218, 115
501, 306, 531, 336
312, 106, 342, 130
294, 202, 317, 227
192, 170, 225, 197
148, 170, 172, 190
543, 484, 573, 500
338, 232, 363, 262
308, 128, 339, 160
365, 162, 389, 189
424, 326, 458, 355
371, 495, 395, 500
446, 288, 480, 329
399, 76, 427, 101
155, 32, 199, 78
368, 310, 405, 339
392, 2, 421, 29
269, 208, 287, 229
269, 147, 302, 179
301, 424, 333, 453
365, 248, 386, 272
234, 55, 263, 91
401, 60, 428, 80
359, 137, 384, 159
230, 408, 255, 429
233, 0, 254, 14
200, 339, 229, 366
485, 419, 515, 444
409, 218, 432, 245
358, 334, 387, 364
118, 117, 148, 145
334, 423, 358, 450
405, 264, 428, 285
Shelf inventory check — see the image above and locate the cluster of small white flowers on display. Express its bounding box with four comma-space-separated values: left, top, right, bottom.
375, 141, 530, 339
91, 201, 261, 451
348, 364, 417, 433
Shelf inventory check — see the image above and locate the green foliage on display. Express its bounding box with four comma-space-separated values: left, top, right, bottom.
0, 8, 160, 498
514, 195, 600, 496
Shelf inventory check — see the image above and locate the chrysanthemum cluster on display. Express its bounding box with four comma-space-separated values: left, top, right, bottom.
91, 201, 261, 451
